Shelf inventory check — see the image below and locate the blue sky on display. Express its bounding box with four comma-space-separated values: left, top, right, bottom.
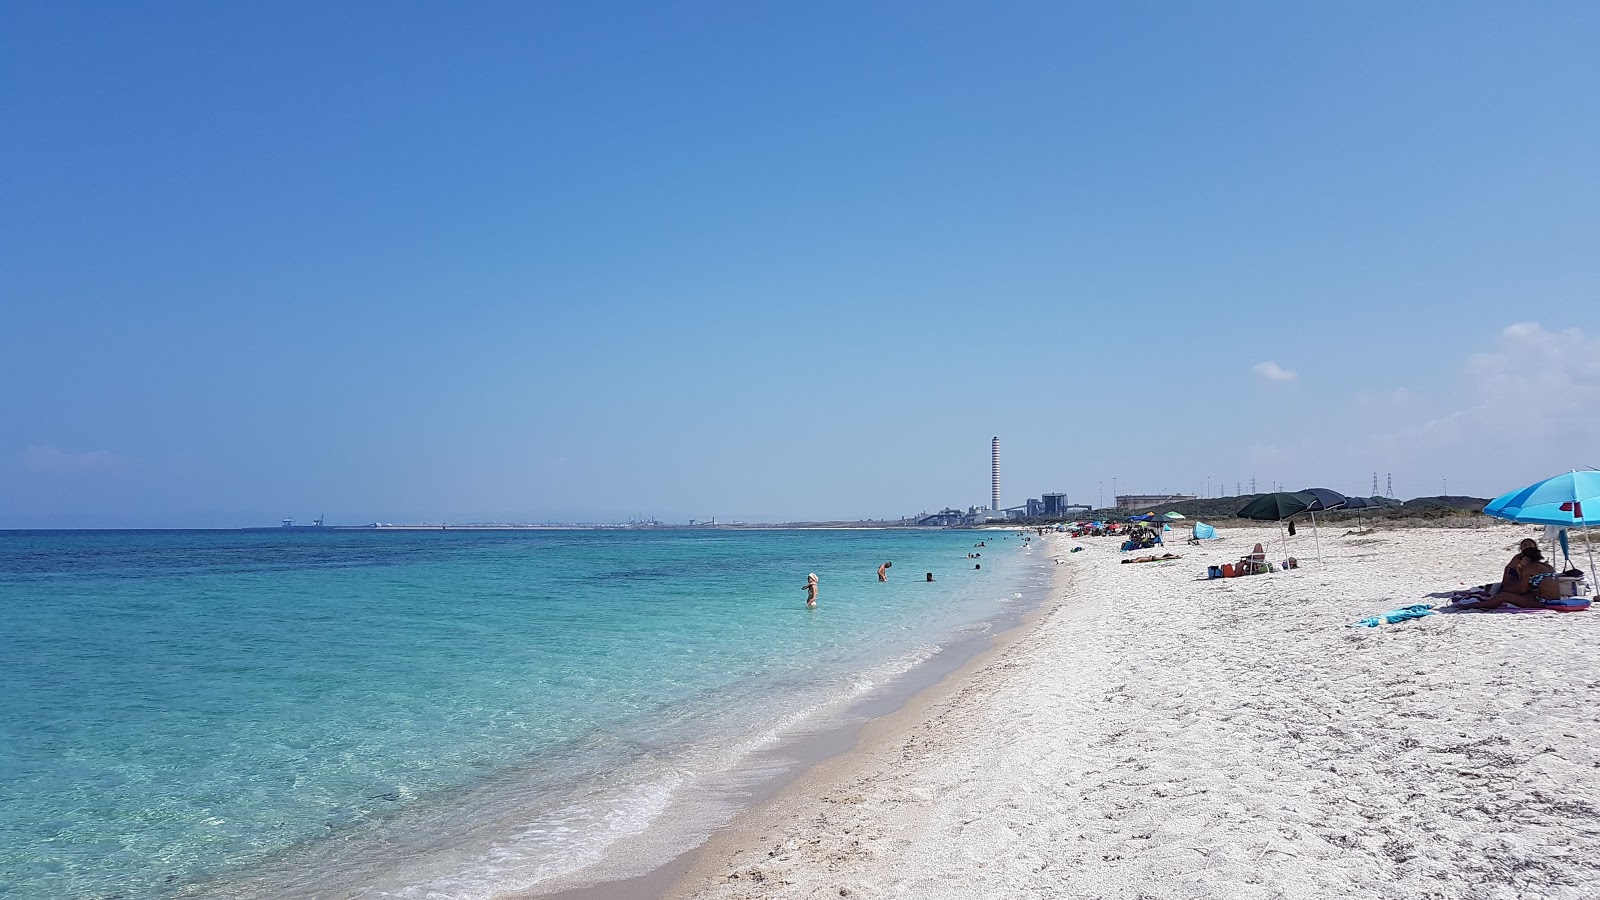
3, 2, 1597, 526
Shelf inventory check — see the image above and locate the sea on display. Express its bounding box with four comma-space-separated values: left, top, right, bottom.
0, 527, 1049, 900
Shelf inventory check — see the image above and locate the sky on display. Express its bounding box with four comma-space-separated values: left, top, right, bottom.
2, 2, 1597, 527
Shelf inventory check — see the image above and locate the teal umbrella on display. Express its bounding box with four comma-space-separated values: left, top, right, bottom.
1484, 471, 1600, 596
1484, 471, 1600, 525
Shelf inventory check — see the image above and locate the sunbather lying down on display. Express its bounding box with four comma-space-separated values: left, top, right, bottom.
1121, 553, 1181, 564
1449, 545, 1559, 610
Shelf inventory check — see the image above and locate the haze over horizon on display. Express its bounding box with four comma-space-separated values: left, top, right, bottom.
4, 3, 1597, 528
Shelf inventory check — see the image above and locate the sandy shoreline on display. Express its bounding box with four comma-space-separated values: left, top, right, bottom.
657, 524, 1600, 900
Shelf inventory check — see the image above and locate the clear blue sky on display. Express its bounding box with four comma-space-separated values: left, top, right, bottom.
3, 2, 1597, 526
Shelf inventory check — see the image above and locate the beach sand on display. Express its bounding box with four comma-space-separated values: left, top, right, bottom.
659, 523, 1600, 900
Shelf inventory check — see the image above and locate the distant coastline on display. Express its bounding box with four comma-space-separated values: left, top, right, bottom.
239, 521, 934, 532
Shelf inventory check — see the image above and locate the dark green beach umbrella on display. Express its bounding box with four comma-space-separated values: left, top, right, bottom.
1236, 492, 1315, 566
1236, 492, 1313, 521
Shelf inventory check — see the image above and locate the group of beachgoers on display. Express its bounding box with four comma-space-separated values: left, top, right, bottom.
801, 561, 936, 609
802, 537, 1016, 608
1067, 523, 1122, 538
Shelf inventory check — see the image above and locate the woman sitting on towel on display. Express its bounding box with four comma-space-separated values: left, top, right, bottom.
1500, 539, 1540, 593
1451, 539, 1540, 603
1455, 546, 1558, 609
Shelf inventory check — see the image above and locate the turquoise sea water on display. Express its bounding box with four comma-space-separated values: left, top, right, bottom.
0, 528, 1043, 899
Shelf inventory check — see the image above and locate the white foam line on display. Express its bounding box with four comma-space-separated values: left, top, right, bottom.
384, 644, 946, 899
388, 548, 1056, 899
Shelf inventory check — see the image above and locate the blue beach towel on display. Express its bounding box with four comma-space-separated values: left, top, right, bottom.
1351, 604, 1434, 628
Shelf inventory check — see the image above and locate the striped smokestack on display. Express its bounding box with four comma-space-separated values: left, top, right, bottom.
991, 436, 1001, 513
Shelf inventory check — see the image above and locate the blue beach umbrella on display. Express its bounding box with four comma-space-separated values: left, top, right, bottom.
1484, 470, 1600, 596
1298, 487, 1348, 565
1484, 471, 1600, 525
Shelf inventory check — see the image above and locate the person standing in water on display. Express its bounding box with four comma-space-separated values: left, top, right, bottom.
877, 561, 892, 581
804, 573, 818, 608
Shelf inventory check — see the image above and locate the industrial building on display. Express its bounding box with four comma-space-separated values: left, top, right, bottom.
1115, 493, 1198, 511
915, 506, 995, 527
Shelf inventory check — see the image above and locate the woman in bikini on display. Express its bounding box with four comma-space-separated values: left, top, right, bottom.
1456, 546, 1557, 609
1500, 539, 1540, 593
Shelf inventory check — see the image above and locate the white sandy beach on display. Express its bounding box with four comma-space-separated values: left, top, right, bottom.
661, 523, 1600, 900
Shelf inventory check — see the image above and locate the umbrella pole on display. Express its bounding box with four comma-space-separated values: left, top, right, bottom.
1583, 520, 1599, 600
1310, 510, 1324, 565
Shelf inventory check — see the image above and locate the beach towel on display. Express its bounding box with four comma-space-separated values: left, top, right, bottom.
1351, 603, 1434, 627
1444, 597, 1591, 614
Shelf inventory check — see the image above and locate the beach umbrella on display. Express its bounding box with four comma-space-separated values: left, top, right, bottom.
1163, 511, 1186, 520
1340, 495, 1380, 527
1297, 488, 1349, 565
1299, 488, 1348, 511
1237, 492, 1314, 562
1483, 471, 1600, 595
1236, 492, 1312, 521
1484, 471, 1600, 525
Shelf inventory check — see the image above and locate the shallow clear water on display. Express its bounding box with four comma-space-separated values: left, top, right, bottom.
0, 528, 1038, 899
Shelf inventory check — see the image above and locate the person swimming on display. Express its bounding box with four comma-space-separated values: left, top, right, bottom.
804, 573, 818, 608
877, 561, 892, 581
